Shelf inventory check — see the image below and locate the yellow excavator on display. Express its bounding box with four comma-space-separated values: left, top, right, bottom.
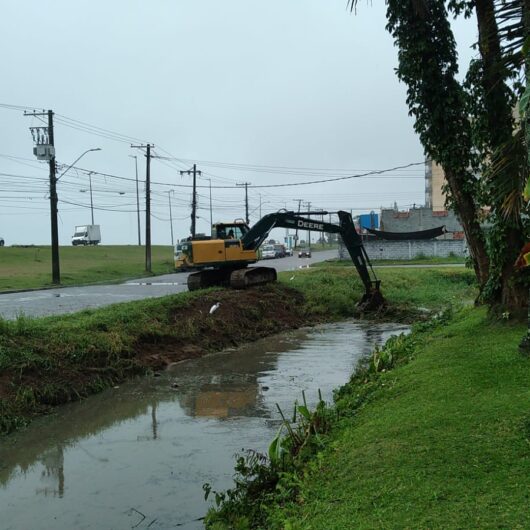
175, 210, 384, 310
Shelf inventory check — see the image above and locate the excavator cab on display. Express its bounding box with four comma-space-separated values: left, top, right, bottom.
212, 220, 249, 240
184, 219, 262, 289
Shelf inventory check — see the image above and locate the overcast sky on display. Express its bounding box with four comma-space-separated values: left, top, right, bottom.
0, 1, 475, 245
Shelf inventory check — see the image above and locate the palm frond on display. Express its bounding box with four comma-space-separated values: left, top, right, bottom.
486, 128, 527, 219
494, 0, 526, 69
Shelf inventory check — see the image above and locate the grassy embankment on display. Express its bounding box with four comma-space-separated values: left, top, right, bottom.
313, 255, 465, 267
285, 264, 475, 320
0, 245, 175, 291
0, 266, 474, 435
205, 271, 529, 529
264, 308, 529, 529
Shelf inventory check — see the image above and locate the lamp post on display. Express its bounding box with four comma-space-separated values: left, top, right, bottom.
52, 147, 101, 284
88, 171, 94, 225
57, 148, 102, 181
207, 178, 213, 234
128, 154, 141, 246
167, 190, 175, 247
80, 185, 125, 224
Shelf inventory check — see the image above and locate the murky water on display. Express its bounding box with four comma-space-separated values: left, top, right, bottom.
0, 321, 408, 529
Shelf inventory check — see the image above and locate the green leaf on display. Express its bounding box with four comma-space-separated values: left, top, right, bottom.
268, 426, 284, 463
522, 35, 530, 58
519, 85, 530, 117
297, 405, 311, 421
524, 177, 530, 203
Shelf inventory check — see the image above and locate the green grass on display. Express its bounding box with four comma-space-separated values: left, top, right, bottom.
313, 255, 466, 267
0, 245, 175, 291
269, 308, 529, 529
279, 265, 476, 319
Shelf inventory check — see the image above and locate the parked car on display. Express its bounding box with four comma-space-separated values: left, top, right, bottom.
298, 248, 312, 258
261, 244, 276, 259
0, 237, 4, 246
285, 248, 294, 256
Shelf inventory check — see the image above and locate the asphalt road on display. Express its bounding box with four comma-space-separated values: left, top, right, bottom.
0, 249, 338, 320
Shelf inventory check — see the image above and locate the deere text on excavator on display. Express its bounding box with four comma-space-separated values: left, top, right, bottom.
178, 210, 384, 310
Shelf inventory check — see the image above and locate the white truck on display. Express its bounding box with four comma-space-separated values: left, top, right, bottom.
72, 225, 101, 246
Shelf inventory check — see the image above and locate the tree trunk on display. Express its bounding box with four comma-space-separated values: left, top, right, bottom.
475, 0, 527, 309
444, 168, 490, 287
386, 0, 491, 290
501, 228, 529, 310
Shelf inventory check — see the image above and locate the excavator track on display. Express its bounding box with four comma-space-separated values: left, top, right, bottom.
187, 267, 277, 291
187, 268, 233, 291
229, 266, 277, 289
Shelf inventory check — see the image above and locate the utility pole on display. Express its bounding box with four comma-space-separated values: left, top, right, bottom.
131, 143, 154, 272
25, 109, 59, 284
208, 178, 213, 234
88, 172, 95, 225
294, 199, 303, 249
129, 155, 141, 245
167, 190, 174, 247
180, 164, 201, 237
304, 201, 312, 249
259, 193, 262, 219
320, 209, 325, 245
237, 182, 251, 224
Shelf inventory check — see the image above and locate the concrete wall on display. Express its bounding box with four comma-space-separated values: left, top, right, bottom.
339, 238, 467, 260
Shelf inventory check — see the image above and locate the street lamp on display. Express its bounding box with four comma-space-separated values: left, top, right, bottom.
57, 148, 102, 181
167, 190, 175, 247
88, 171, 95, 225
80, 184, 125, 225
128, 154, 141, 246
58, 149, 101, 225
48, 147, 101, 285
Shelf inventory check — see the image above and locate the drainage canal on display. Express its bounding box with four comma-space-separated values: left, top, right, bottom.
0, 320, 408, 529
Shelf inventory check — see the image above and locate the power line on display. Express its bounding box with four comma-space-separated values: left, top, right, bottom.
53, 161, 424, 190
59, 198, 141, 213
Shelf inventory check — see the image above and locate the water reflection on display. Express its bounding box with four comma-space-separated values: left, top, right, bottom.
0, 321, 408, 530
175, 331, 298, 420
0, 391, 155, 488
36, 445, 65, 498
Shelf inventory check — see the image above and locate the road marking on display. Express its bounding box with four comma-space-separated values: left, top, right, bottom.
126, 282, 180, 286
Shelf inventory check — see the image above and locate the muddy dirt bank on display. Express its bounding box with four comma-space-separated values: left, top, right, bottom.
0, 285, 309, 434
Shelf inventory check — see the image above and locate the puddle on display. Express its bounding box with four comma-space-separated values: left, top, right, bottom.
0, 320, 408, 529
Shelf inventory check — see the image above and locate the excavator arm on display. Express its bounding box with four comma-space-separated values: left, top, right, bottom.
242, 210, 384, 310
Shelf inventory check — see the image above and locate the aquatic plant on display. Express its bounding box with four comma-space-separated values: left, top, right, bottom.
203, 390, 334, 529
